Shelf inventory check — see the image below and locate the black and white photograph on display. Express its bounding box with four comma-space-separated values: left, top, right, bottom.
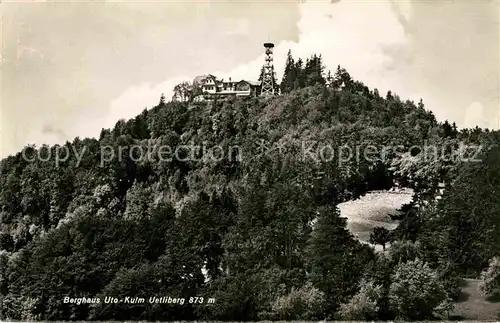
1, 0, 500, 321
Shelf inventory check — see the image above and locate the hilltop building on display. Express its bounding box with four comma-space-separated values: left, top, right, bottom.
191, 42, 279, 102
192, 75, 260, 101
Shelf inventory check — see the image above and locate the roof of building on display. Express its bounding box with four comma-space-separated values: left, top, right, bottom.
193, 74, 218, 84
226, 79, 260, 86
196, 75, 260, 87
246, 80, 261, 86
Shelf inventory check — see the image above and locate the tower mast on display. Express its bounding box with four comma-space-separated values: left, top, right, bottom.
260, 42, 276, 97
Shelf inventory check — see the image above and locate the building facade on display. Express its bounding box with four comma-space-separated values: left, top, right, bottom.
193, 75, 260, 101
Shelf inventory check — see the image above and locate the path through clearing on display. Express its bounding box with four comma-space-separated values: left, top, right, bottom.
451, 278, 500, 320
338, 189, 500, 320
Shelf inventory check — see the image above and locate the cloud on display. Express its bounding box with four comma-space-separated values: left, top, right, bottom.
463, 102, 486, 129
0, 1, 301, 158
41, 124, 68, 140
104, 75, 194, 129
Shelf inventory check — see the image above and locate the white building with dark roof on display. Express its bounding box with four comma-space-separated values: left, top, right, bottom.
193, 75, 261, 101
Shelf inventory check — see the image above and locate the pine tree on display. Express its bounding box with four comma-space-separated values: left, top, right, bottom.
418, 98, 425, 110
326, 70, 333, 87
304, 54, 325, 86
298, 54, 325, 86
280, 50, 296, 94
258, 66, 265, 82
294, 58, 305, 89
306, 205, 372, 313
333, 65, 351, 89
272, 69, 278, 92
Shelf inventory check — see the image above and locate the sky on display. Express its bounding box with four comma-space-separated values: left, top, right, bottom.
1, 0, 499, 158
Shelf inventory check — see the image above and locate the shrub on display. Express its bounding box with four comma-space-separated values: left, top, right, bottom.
271, 282, 326, 320
479, 256, 500, 296
389, 258, 448, 320
338, 278, 383, 320
389, 240, 422, 265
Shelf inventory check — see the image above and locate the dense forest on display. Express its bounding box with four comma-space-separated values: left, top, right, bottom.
1, 50, 500, 321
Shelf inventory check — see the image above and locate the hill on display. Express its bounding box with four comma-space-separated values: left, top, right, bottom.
1, 64, 500, 321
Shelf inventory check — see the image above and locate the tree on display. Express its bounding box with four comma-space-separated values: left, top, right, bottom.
303, 54, 325, 87
325, 70, 333, 87
280, 50, 297, 94
479, 256, 500, 296
271, 282, 326, 320
332, 65, 351, 89
434, 297, 455, 319
0, 47, 468, 321
294, 58, 305, 89
441, 120, 457, 138
418, 98, 425, 110
177, 191, 236, 281
258, 66, 265, 82
430, 145, 500, 276
389, 137, 455, 206
123, 181, 152, 220
388, 258, 448, 320
173, 81, 194, 102
388, 240, 422, 264
306, 205, 373, 314
0, 232, 14, 252
338, 278, 383, 320
370, 227, 391, 251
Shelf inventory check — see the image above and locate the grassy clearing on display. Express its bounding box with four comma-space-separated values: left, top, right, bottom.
450, 278, 500, 320
338, 188, 413, 250
338, 189, 500, 320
